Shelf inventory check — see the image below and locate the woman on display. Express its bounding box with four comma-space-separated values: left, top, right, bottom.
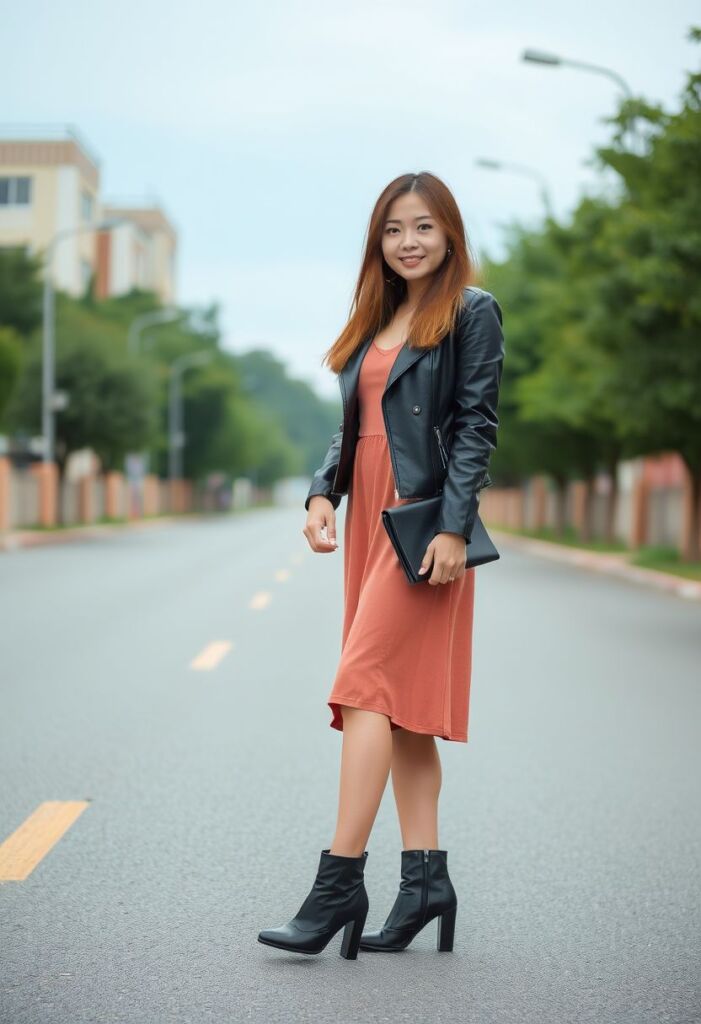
258, 171, 505, 960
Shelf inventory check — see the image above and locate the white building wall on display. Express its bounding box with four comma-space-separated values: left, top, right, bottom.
0, 155, 99, 297
108, 221, 150, 295
54, 165, 79, 293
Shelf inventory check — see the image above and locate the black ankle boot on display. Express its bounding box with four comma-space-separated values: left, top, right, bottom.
257, 848, 369, 959
359, 848, 457, 952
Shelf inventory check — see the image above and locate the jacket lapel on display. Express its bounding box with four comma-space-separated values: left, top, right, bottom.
384, 341, 429, 393
339, 335, 430, 414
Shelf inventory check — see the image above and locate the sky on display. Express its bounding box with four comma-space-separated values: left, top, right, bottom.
2, 0, 698, 399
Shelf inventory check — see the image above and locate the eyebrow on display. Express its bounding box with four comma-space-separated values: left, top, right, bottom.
385, 215, 434, 224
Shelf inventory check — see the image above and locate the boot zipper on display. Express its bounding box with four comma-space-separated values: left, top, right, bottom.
422, 849, 429, 924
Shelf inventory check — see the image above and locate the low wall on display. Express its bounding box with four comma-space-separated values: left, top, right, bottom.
0, 460, 194, 529
480, 457, 698, 555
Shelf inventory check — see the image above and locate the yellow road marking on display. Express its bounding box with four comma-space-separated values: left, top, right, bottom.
0, 800, 90, 881
190, 641, 233, 670
249, 591, 272, 610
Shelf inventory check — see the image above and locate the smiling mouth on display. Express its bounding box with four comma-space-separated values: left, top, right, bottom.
400, 256, 424, 263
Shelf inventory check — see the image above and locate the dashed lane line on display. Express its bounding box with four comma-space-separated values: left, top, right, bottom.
189, 641, 233, 670
0, 800, 90, 882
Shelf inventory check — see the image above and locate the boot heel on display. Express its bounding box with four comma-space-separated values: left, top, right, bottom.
340, 907, 368, 960
437, 904, 457, 952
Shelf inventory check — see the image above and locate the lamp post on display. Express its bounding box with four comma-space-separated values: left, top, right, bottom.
475, 157, 554, 218
521, 48, 639, 151
128, 306, 212, 479
127, 306, 183, 357
521, 48, 633, 99
41, 217, 124, 463
168, 350, 214, 481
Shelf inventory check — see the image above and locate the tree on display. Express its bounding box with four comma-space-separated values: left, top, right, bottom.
5, 297, 157, 519
0, 248, 43, 421
591, 27, 701, 558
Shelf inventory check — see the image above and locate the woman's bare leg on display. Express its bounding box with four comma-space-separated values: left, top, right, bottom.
329, 707, 393, 857
389, 728, 441, 849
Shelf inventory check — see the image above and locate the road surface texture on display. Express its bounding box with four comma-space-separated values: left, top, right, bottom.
1, 507, 699, 1024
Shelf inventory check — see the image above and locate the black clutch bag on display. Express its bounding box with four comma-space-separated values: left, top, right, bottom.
381, 494, 500, 585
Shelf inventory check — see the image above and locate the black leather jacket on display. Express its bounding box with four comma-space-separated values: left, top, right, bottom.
304, 285, 505, 542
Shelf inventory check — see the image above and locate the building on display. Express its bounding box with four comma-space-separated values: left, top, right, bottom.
0, 127, 101, 296
96, 203, 177, 305
0, 125, 177, 303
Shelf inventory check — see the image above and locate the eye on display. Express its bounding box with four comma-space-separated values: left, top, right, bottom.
418, 223, 433, 230
385, 227, 398, 234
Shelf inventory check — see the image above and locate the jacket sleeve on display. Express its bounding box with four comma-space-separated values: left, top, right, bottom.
304, 425, 344, 511
434, 290, 505, 543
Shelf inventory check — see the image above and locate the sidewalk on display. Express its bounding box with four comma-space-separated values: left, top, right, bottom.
0, 514, 214, 553
491, 528, 701, 603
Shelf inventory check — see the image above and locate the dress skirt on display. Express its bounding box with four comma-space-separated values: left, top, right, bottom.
326, 341, 476, 743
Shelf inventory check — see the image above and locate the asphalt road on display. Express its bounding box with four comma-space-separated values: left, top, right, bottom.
1, 507, 700, 1024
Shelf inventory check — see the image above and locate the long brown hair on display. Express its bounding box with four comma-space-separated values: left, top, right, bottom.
322, 171, 480, 374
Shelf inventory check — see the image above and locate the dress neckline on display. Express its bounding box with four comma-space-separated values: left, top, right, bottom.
372, 337, 404, 355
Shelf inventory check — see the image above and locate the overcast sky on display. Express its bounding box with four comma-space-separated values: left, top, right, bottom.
3, 0, 698, 398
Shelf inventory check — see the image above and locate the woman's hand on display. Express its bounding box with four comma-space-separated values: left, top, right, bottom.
303, 496, 339, 553
418, 532, 466, 585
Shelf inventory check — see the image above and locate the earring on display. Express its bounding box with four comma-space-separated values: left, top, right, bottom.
446, 247, 452, 256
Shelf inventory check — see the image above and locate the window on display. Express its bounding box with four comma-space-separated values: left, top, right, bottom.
0, 176, 32, 205
81, 189, 94, 223
16, 177, 31, 203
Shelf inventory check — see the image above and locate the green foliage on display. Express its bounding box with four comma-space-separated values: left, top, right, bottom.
588, 39, 701, 473
484, 26, 701, 490
3, 283, 336, 486
5, 298, 157, 471
0, 247, 43, 336
234, 348, 342, 477
0, 326, 23, 424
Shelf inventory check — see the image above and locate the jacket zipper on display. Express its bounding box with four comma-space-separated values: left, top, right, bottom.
422, 849, 429, 923
433, 426, 449, 469
337, 385, 448, 502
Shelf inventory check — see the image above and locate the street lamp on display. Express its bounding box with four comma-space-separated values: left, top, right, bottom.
475, 157, 554, 218
168, 349, 214, 481
128, 306, 214, 479
128, 305, 214, 357
127, 306, 183, 357
41, 217, 125, 463
521, 48, 633, 98
521, 48, 640, 151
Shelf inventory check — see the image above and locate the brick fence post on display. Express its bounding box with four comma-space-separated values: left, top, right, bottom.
104, 471, 124, 519
32, 461, 58, 527
630, 476, 649, 548
143, 474, 158, 517
0, 457, 10, 531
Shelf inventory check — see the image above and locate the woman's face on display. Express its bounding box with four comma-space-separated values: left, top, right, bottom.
381, 192, 449, 284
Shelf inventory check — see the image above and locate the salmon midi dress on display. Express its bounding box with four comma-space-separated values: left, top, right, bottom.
327, 336, 476, 743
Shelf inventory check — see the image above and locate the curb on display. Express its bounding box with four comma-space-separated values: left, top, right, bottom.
490, 529, 701, 603
0, 514, 219, 553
